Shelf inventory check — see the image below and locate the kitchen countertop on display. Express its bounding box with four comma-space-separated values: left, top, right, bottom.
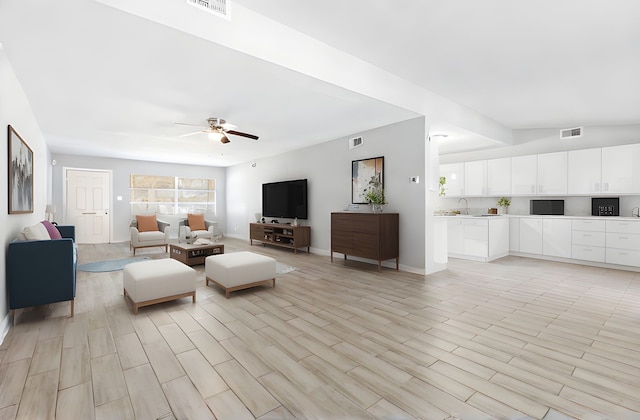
435, 214, 640, 220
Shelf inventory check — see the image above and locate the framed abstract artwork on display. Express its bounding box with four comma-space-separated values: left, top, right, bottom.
351, 156, 384, 204
8, 125, 34, 214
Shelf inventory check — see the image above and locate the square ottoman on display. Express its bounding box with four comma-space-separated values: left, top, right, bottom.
123, 258, 197, 314
205, 251, 276, 298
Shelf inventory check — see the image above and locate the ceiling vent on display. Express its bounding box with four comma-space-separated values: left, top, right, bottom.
349, 136, 363, 150
186, 0, 230, 20
560, 126, 583, 139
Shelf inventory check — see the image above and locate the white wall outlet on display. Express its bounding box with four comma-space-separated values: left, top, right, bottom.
410, 176, 420, 183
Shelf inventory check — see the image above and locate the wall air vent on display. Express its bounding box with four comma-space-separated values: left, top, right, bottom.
349, 136, 363, 150
560, 126, 583, 139
186, 0, 230, 20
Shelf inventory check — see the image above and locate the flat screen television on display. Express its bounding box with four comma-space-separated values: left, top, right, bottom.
262, 179, 308, 220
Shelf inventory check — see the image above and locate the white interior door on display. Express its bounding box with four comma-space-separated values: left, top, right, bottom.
66, 169, 110, 244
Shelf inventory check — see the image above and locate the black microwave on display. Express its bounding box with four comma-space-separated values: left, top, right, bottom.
530, 200, 564, 215
592, 197, 619, 216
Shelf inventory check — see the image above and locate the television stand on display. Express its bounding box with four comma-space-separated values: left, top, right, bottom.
249, 223, 310, 253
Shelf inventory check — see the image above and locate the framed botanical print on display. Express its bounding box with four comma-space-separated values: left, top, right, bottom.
8, 125, 34, 214
351, 156, 384, 204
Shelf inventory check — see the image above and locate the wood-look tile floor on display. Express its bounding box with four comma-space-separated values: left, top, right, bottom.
1, 238, 640, 419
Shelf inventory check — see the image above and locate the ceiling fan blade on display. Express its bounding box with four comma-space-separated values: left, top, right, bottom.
220, 134, 231, 144
220, 123, 237, 130
175, 122, 206, 128
226, 130, 259, 140
179, 130, 205, 138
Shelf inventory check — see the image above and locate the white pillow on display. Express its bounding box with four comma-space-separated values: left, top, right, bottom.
23, 222, 51, 240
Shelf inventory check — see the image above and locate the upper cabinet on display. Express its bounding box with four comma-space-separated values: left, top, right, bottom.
464, 161, 487, 196
487, 157, 511, 196
537, 151, 567, 195
568, 148, 602, 194
511, 155, 537, 195
444, 143, 640, 197
601, 143, 640, 194
439, 163, 465, 197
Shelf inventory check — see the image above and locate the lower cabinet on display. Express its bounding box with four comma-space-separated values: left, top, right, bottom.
572, 219, 606, 262
447, 217, 508, 262
605, 220, 640, 266
510, 216, 640, 269
519, 218, 543, 255
542, 219, 572, 258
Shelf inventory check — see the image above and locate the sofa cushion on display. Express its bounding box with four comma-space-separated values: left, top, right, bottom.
136, 214, 159, 232
188, 213, 206, 231
42, 220, 62, 239
23, 222, 50, 240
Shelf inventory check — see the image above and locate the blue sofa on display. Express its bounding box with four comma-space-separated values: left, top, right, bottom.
7, 225, 77, 321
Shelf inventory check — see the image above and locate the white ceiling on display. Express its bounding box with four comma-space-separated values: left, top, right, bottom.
1, 0, 639, 166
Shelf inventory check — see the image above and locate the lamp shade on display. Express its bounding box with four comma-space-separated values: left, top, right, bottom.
45, 204, 56, 214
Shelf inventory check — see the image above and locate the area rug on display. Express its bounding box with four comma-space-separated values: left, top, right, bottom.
276, 262, 296, 275
77, 257, 150, 272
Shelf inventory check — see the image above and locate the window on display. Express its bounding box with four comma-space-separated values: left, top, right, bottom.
130, 175, 216, 216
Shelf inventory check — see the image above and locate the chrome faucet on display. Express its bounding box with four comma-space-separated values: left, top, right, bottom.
633, 207, 639, 217
458, 197, 469, 215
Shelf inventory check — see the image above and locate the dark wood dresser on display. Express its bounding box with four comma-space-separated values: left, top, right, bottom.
330, 212, 399, 271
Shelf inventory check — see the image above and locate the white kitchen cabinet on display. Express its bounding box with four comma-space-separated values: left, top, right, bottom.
440, 163, 465, 197
464, 160, 487, 196
537, 152, 567, 195
446, 216, 508, 261
571, 219, 606, 262
488, 217, 510, 257
601, 143, 640, 193
542, 218, 571, 258
487, 157, 511, 196
519, 218, 543, 255
447, 217, 464, 255
511, 155, 537, 195
605, 219, 640, 267
509, 217, 520, 252
568, 148, 602, 194
463, 218, 488, 257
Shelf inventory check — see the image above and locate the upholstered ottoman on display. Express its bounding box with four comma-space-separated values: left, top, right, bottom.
123, 258, 196, 314
205, 251, 276, 298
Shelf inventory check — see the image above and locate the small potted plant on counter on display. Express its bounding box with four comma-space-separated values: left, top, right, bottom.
497, 197, 511, 214
363, 173, 386, 213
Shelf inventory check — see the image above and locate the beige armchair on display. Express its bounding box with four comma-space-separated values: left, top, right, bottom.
179, 215, 218, 241
130, 216, 170, 255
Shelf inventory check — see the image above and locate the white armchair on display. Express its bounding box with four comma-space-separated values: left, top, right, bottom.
179, 216, 218, 241
130, 217, 170, 255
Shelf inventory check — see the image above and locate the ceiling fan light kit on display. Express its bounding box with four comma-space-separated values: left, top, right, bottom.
176, 117, 259, 144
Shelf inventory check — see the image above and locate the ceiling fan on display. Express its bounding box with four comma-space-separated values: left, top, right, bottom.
176, 118, 259, 144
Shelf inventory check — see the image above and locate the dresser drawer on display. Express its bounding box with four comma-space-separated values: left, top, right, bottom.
606, 233, 640, 251
571, 231, 605, 247
606, 248, 640, 267
572, 245, 606, 262
572, 219, 606, 232
606, 220, 640, 235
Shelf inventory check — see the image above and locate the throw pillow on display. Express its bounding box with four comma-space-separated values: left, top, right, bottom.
136, 214, 159, 232
187, 213, 206, 231
41, 220, 62, 239
23, 222, 51, 240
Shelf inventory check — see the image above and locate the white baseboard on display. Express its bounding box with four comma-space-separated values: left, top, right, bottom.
0, 312, 12, 346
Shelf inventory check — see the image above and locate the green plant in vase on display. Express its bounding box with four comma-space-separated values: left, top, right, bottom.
363, 173, 386, 212
497, 197, 511, 214
439, 176, 447, 196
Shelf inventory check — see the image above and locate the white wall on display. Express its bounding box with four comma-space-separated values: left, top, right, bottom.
1, 48, 50, 340
226, 117, 427, 273
50, 155, 227, 242
441, 124, 640, 164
